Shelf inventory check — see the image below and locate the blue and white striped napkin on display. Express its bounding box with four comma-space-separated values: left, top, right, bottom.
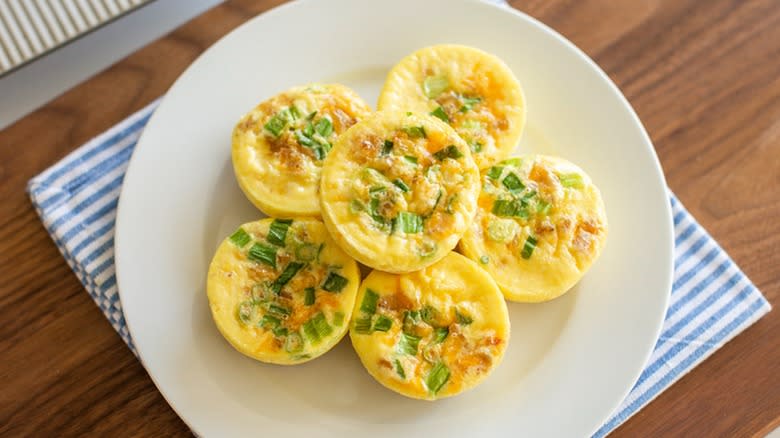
27, 100, 770, 436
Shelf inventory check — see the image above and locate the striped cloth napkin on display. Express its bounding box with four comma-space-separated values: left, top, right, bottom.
27, 100, 770, 436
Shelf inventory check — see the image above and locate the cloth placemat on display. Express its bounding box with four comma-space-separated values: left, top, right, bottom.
27, 99, 770, 436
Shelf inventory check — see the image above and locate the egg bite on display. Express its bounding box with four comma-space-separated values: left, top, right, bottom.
459, 155, 608, 302
320, 111, 481, 273
349, 252, 510, 400
232, 84, 372, 217
207, 217, 360, 364
377, 44, 526, 169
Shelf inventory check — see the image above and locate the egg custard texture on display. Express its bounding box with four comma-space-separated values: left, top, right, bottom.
320, 111, 481, 273
377, 45, 526, 169
207, 218, 360, 364
459, 155, 608, 302
349, 252, 510, 400
232, 84, 372, 217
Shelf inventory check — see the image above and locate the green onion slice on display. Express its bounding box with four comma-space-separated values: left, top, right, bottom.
559, 173, 584, 189
501, 172, 525, 193
372, 315, 393, 332
492, 199, 528, 218
398, 332, 422, 355
302, 320, 321, 344
433, 327, 449, 344
394, 359, 406, 379
314, 116, 333, 137
304, 287, 315, 306
360, 288, 380, 314
322, 272, 349, 293
382, 139, 394, 155
487, 218, 518, 242
486, 166, 504, 180
295, 243, 319, 262
270, 262, 305, 293
432, 145, 463, 161
248, 243, 277, 268
479, 255, 490, 264
333, 312, 345, 327
267, 303, 291, 317
403, 126, 427, 138
264, 114, 287, 138
354, 316, 372, 334
237, 301, 255, 324
459, 96, 482, 112
521, 235, 538, 259
430, 106, 449, 123
393, 179, 410, 192
537, 199, 552, 215
261, 314, 281, 328
426, 362, 451, 394
312, 312, 333, 338
420, 305, 438, 326
402, 310, 419, 334
267, 219, 292, 247
285, 332, 303, 353
229, 228, 251, 247
423, 75, 449, 98
403, 155, 419, 165
396, 211, 423, 234
501, 157, 522, 167
455, 310, 473, 325
273, 326, 288, 337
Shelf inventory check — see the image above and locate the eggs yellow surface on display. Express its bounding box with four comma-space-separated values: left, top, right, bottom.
207, 218, 360, 364
320, 111, 481, 273
378, 45, 526, 169
349, 252, 510, 400
232, 83, 372, 217
459, 155, 608, 302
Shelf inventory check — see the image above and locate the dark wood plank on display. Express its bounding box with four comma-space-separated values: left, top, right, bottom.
0, 0, 777, 436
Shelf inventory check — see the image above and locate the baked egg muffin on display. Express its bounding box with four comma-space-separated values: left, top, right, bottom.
378, 45, 526, 169
320, 111, 480, 273
349, 252, 510, 400
232, 83, 371, 217
459, 155, 608, 302
207, 217, 360, 364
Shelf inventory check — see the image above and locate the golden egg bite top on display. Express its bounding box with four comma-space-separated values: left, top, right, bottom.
207, 218, 360, 364
319, 111, 481, 273
459, 155, 608, 302
232, 84, 372, 217
349, 252, 510, 400
377, 44, 526, 169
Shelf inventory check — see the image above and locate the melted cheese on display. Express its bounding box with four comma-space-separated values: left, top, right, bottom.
207, 218, 360, 364
459, 155, 608, 302
349, 252, 510, 400
320, 111, 481, 273
378, 45, 526, 169
232, 83, 371, 217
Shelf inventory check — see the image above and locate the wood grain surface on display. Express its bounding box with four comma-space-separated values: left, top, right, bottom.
1, 0, 778, 436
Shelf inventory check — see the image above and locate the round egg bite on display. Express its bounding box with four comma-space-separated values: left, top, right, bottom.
459, 155, 608, 303
377, 44, 526, 169
320, 111, 481, 273
207, 218, 360, 364
232, 83, 371, 217
349, 252, 510, 400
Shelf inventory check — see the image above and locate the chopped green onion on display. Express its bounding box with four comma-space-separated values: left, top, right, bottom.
501, 157, 522, 166
267, 219, 292, 247
237, 301, 255, 324
264, 114, 287, 138
354, 316, 372, 334
537, 199, 552, 215
322, 272, 349, 293
306, 110, 318, 120
397, 332, 422, 355
302, 320, 321, 344
291, 353, 311, 361
445, 195, 458, 214
270, 262, 305, 293
285, 332, 303, 353
360, 288, 380, 314
403, 126, 427, 138
295, 243, 318, 262
369, 186, 386, 195
295, 129, 314, 147
426, 362, 450, 394
394, 359, 406, 379
559, 173, 584, 189
430, 106, 450, 123
403, 155, 418, 165
521, 235, 538, 259
382, 140, 394, 155
261, 314, 281, 328
373, 315, 393, 332
312, 312, 333, 338
314, 116, 333, 137
469, 141, 484, 153
459, 96, 482, 112
403, 310, 420, 333
289, 106, 301, 120
333, 312, 345, 327
455, 310, 473, 325
229, 228, 251, 248
479, 255, 490, 264
393, 179, 410, 192
304, 287, 315, 306
268, 303, 291, 317
350, 199, 365, 214
423, 75, 449, 98
522, 190, 537, 201
417, 240, 438, 259
273, 326, 289, 337
486, 166, 504, 180
396, 212, 423, 233
420, 305, 438, 326
492, 199, 528, 218
433, 327, 449, 343
461, 119, 485, 131
487, 218, 518, 242
248, 243, 277, 268
501, 172, 525, 193
278, 107, 295, 122
303, 121, 315, 137
432, 145, 463, 161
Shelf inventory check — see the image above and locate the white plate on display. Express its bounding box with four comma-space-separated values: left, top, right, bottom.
115, 0, 673, 436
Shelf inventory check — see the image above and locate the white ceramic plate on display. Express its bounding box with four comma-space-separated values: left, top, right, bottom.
115, 0, 673, 436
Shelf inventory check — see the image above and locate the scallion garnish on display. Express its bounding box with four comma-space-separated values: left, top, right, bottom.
537, 199, 551, 215
402, 310, 419, 334
273, 327, 288, 337
289, 106, 301, 120
268, 303, 291, 317
295, 243, 318, 262
248, 243, 277, 268
314, 116, 333, 137
229, 227, 251, 248
469, 141, 484, 153
487, 218, 518, 242
403, 126, 427, 139
396, 212, 423, 234
312, 312, 333, 338
267, 219, 292, 247
393, 179, 410, 192
455, 310, 473, 325
403, 155, 418, 165
270, 262, 304, 293
501, 157, 522, 166
426, 362, 450, 394
521, 235, 538, 259
430, 106, 449, 123
420, 305, 438, 326
350, 199, 365, 214
369, 186, 386, 195
261, 314, 281, 328
285, 332, 303, 353
486, 166, 504, 180
417, 240, 438, 259
501, 172, 525, 193
303, 121, 314, 137
433, 327, 449, 343
445, 195, 458, 214
492, 199, 528, 218
459, 96, 482, 112
398, 332, 422, 355
559, 173, 584, 189
354, 316, 372, 334
322, 272, 349, 293
295, 129, 314, 147
480, 255, 489, 264
423, 75, 449, 98
237, 301, 255, 324
394, 359, 406, 379
304, 287, 315, 306
360, 288, 379, 314
264, 114, 286, 138
382, 139, 394, 155
333, 312, 345, 327
432, 145, 463, 161
302, 320, 320, 344
373, 315, 393, 332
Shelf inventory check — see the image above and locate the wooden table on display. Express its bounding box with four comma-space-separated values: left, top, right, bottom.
1, 0, 778, 435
